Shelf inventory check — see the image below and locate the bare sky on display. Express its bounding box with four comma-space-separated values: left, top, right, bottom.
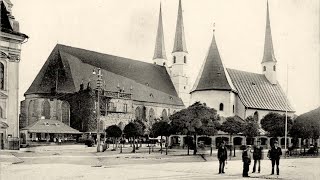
12, 0, 319, 115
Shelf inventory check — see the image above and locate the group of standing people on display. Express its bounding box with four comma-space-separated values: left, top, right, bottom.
217, 140, 283, 177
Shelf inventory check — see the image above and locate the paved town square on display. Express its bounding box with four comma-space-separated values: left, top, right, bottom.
1, 145, 320, 180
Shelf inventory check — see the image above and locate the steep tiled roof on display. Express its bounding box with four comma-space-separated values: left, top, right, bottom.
172, 0, 187, 53
191, 32, 232, 92
25, 44, 183, 106
153, 4, 167, 60
227, 68, 294, 112
21, 119, 81, 134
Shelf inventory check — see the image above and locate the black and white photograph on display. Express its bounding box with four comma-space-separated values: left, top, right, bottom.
0, 0, 319, 179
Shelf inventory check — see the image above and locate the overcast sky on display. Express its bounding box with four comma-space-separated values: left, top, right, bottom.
12, 0, 319, 115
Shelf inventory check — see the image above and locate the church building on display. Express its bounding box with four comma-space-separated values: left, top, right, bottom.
190, 1, 295, 124
19, 1, 189, 139
0, 0, 28, 149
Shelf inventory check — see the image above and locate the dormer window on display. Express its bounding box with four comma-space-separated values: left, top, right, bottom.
263, 66, 266, 71
150, 93, 154, 97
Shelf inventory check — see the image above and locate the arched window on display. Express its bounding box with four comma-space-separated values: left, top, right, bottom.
135, 107, 142, 120
219, 103, 224, 111
163, 62, 166, 66
254, 111, 259, 122
184, 56, 187, 63
0, 106, 3, 118
28, 100, 35, 125
161, 109, 168, 121
123, 103, 128, 113
149, 108, 155, 125
0, 62, 4, 90
61, 101, 70, 126
233, 105, 235, 113
41, 99, 51, 119
273, 65, 276, 71
263, 66, 266, 71
173, 56, 176, 63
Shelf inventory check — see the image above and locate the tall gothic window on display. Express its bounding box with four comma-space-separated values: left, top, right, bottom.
219, 103, 224, 111
135, 107, 142, 120
161, 109, 168, 121
149, 108, 155, 125
0, 106, 3, 118
254, 111, 259, 122
184, 56, 187, 63
61, 101, 70, 125
0, 63, 4, 90
41, 100, 51, 119
263, 66, 266, 71
273, 65, 276, 71
173, 56, 176, 63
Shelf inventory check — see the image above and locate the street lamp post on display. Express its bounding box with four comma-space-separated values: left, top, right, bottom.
94, 68, 103, 152
284, 64, 289, 157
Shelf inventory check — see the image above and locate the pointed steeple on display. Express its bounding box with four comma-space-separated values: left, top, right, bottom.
191, 29, 231, 92
172, 0, 187, 53
153, 3, 167, 60
262, 1, 276, 63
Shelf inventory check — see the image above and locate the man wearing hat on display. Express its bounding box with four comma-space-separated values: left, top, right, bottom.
217, 141, 228, 174
242, 145, 252, 177
267, 140, 282, 175
252, 140, 263, 173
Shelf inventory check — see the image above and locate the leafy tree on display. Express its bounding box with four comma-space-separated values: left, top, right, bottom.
105, 125, 122, 150
290, 107, 320, 146
261, 112, 293, 138
242, 116, 260, 144
220, 116, 244, 157
151, 121, 171, 155
123, 122, 143, 153
133, 119, 146, 148
170, 102, 220, 155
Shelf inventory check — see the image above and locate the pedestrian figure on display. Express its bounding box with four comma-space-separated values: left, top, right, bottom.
267, 140, 282, 175
58, 137, 62, 145
217, 141, 228, 174
252, 140, 263, 173
242, 145, 251, 177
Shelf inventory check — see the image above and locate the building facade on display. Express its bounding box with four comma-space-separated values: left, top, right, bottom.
0, 0, 28, 149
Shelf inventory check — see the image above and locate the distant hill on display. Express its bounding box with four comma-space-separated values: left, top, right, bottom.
295, 107, 320, 122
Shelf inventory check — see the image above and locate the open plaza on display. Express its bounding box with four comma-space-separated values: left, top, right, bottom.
1, 144, 320, 180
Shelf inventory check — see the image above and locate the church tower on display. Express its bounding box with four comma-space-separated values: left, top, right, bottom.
153, 3, 167, 66
261, 1, 277, 84
171, 0, 190, 107
0, 0, 28, 149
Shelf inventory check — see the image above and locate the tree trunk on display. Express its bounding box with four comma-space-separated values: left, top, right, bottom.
132, 137, 136, 153
113, 138, 115, 149
193, 134, 197, 155
115, 137, 118, 150
187, 134, 190, 155
165, 136, 168, 155
229, 134, 232, 160
160, 135, 163, 154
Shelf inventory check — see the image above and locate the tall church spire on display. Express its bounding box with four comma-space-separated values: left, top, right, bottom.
262, 0, 276, 63
153, 3, 167, 61
261, 1, 277, 85
172, 0, 187, 53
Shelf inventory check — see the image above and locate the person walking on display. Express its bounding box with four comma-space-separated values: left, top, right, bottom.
268, 140, 282, 175
242, 145, 252, 177
252, 140, 263, 173
217, 141, 228, 174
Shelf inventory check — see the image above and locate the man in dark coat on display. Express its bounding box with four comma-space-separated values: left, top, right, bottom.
268, 140, 282, 175
252, 140, 263, 173
217, 141, 228, 174
242, 145, 252, 177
